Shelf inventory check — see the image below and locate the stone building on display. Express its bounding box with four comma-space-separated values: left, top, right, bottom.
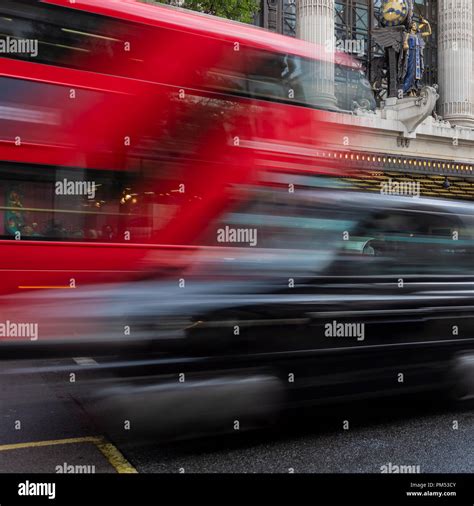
257, 0, 474, 200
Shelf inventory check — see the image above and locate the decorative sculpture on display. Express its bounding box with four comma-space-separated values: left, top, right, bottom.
401, 18, 432, 96
380, 0, 412, 27
370, 1, 438, 134
371, 0, 432, 99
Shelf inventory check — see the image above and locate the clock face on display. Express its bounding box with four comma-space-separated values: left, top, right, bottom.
381, 0, 409, 26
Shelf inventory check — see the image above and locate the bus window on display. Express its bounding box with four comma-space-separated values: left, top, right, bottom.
245, 50, 288, 101
0, 1, 375, 112
0, 162, 187, 243
285, 55, 375, 111
207, 47, 374, 113
0, 1, 112, 68
0, 0, 161, 79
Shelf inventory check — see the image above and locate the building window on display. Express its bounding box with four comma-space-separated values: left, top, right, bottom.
256, 0, 296, 37
335, 0, 371, 70
282, 0, 297, 37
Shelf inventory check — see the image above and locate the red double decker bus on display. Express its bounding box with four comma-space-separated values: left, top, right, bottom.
0, 0, 370, 295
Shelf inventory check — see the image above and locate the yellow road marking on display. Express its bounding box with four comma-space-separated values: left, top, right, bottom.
0, 436, 101, 451
0, 436, 138, 474
95, 439, 138, 474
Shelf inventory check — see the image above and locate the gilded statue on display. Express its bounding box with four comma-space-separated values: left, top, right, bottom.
401, 17, 432, 96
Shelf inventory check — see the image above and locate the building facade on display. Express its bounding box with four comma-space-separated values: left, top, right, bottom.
258, 1, 439, 101
258, 0, 474, 199
259, 0, 474, 126
255, 0, 297, 37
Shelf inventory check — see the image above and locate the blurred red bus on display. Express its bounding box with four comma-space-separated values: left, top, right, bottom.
0, 0, 371, 295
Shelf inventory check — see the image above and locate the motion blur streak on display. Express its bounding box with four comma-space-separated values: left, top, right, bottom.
0, 0, 367, 295
0, 0, 472, 443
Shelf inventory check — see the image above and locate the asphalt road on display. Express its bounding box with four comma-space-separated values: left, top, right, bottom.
1, 358, 473, 474
118, 402, 474, 473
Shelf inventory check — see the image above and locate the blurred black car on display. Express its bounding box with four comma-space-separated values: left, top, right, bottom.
3, 188, 474, 438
